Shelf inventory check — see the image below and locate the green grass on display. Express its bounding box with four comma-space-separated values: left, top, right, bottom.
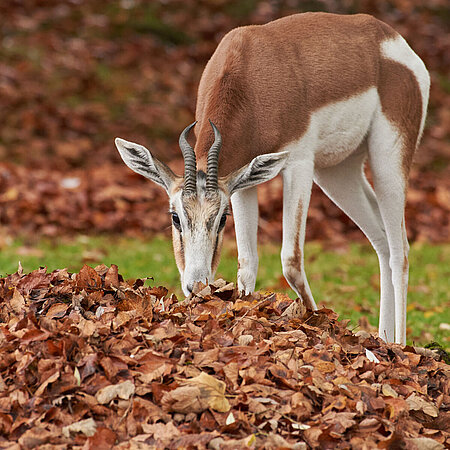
1, 235, 448, 348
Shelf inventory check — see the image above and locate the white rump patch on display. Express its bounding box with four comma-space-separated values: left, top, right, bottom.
381, 36, 430, 141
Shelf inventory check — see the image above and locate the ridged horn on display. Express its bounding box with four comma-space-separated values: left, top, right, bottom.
206, 120, 222, 193
179, 121, 197, 195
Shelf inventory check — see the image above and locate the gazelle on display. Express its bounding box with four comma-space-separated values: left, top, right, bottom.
115, 12, 429, 344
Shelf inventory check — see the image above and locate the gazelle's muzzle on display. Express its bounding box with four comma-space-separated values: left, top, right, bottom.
181, 250, 213, 296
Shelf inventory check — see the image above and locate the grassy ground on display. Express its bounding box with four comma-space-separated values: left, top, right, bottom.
1, 235, 448, 348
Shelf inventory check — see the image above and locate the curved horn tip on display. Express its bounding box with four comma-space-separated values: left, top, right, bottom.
179, 121, 197, 142
208, 119, 219, 133
208, 120, 222, 146
186, 120, 198, 131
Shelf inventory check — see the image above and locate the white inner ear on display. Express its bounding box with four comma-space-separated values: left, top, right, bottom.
227, 151, 289, 194
115, 137, 176, 192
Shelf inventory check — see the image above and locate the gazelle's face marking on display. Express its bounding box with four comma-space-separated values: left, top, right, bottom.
169, 171, 230, 295
115, 121, 288, 298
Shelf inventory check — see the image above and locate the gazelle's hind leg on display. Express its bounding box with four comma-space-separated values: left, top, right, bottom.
368, 111, 413, 345
281, 160, 317, 310
314, 143, 396, 342
371, 36, 429, 343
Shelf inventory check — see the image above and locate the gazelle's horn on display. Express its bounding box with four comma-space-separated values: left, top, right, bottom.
179, 121, 197, 195
206, 120, 222, 193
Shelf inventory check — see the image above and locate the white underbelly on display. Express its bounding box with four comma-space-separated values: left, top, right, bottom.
285, 87, 379, 168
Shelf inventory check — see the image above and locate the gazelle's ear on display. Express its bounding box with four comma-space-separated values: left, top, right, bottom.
115, 138, 178, 193
225, 151, 288, 195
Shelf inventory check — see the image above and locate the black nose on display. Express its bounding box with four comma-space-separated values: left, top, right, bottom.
187, 283, 194, 293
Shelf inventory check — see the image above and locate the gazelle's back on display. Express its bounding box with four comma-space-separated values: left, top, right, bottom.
194, 12, 417, 175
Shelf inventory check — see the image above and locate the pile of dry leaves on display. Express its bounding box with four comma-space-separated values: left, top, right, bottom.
0, 265, 448, 448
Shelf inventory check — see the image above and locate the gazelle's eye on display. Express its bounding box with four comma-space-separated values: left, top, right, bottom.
171, 212, 181, 231
218, 213, 227, 231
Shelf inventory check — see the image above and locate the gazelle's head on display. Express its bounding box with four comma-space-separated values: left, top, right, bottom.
115, 121, 287, 296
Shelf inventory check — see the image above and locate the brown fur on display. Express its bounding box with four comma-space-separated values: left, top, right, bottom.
169, 178, 184, 196
172, 228, 185, 272
283, 200, 316, 310
182, 194, 220, 230
194, 12, 423, 177
211, 232, 224, 275
378, 58, 422, 178
376, 21, 423, 179
403, 254, 409, 279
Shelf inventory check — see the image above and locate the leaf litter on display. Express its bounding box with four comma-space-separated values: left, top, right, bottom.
0, 264, 448, 449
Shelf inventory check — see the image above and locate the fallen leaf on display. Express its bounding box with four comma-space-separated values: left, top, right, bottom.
162, 372, 230, 413
62, 418, 97, 437
34, 371, 60, 397
141, 421, 180, 441
95, 380, 135, 404
76, 265, 102, 290
406, 393, 439, 417
382, 384, 399, 398
405, 437, 444, 450
10, 289, 25, 314
84, 427, 117, 450
46, 303, 70, 319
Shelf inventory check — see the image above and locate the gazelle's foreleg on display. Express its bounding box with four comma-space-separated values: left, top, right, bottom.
314, 145, 395, 342
281, 161, 317, 310
231, 186, 259, 294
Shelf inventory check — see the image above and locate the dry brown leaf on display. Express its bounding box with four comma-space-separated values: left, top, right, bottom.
34, 371, 60, 397
405, 437, 445, 450
46, 302, 70, 319
104, 264, 120, 289
10, 289, 25, 314
163, 372, 230, 414
406, 393, 439, 417
141, 421, 181, 440
62, 418, 97, 437
96, 380, 135, 404
382, 383, 399, 398
76, 265, 102, 290
84, 427, 118, 450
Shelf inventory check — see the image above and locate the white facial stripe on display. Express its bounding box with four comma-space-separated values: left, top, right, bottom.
168, 183, 229, 295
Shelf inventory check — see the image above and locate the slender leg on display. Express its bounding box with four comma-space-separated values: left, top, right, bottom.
281, 161, 317, 310
231, 186, 259, 294
372, 186, 409, 345
368, 112, 411, 345
314, 144, 395, 342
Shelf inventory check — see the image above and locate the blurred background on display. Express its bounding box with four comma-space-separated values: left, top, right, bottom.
0, 0, 448, 241
0, 0, 448, 343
